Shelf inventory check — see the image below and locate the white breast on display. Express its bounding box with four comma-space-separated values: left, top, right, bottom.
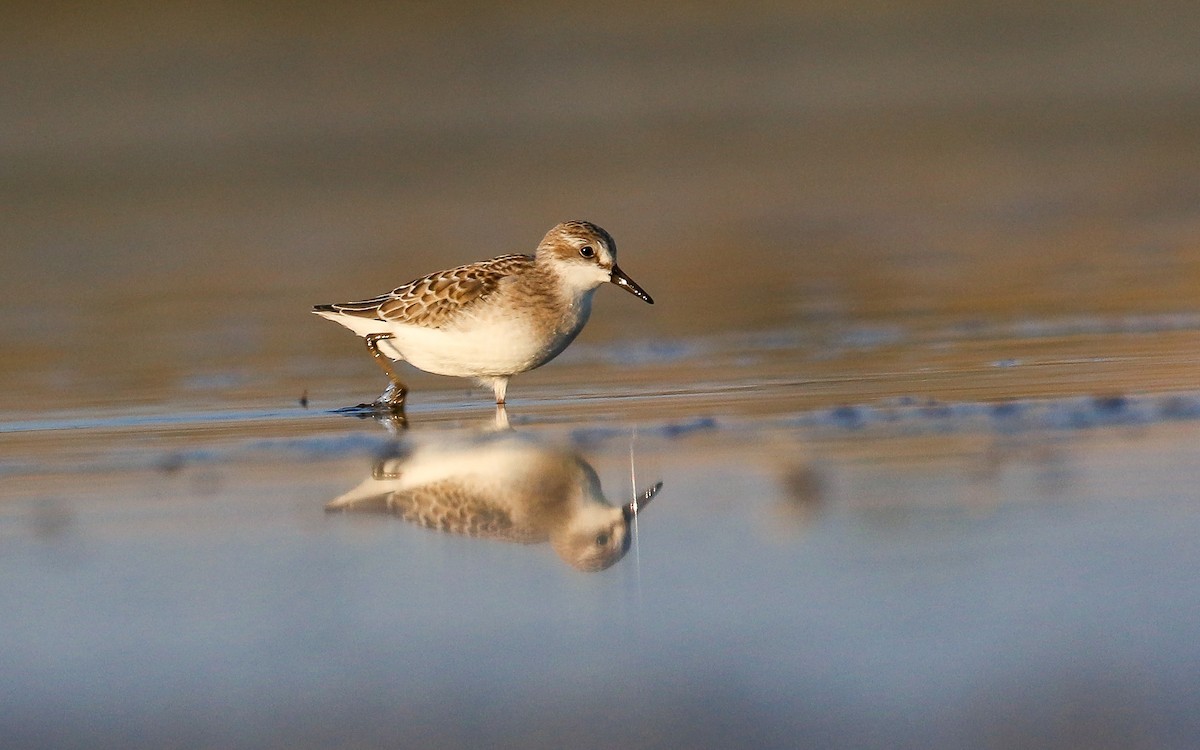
382, 291, 594, 378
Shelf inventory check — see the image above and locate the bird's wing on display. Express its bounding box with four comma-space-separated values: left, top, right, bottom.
314, 254, 532, 329
388, 480, 542, 543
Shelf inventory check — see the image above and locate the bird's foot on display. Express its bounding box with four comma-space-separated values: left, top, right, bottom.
378, 381, 407, 407
330, 402, 407, 433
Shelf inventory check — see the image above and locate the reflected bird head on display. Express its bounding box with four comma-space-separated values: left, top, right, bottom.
551, 480, 661, 572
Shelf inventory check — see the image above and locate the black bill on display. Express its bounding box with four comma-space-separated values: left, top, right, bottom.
622, 481, 663, 522
610, 264, 654, 304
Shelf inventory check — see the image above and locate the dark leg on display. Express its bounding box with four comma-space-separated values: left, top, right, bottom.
364, 333, 407, 411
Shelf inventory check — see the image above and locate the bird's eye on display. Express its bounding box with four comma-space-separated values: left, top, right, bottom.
580, 245, 595, 258
594, 532, 609, 546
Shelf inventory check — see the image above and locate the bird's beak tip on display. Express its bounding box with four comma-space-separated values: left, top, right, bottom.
610, 265, 654, 304
623, 481, 662, 521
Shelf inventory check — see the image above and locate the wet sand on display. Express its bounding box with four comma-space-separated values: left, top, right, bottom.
4, 2, 1200, 748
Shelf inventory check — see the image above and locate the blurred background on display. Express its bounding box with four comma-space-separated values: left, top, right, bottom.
6, 5, 1200, 748
3, 0, 1200, 414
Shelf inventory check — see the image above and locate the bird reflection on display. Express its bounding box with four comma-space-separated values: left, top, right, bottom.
326, 422, 661, 572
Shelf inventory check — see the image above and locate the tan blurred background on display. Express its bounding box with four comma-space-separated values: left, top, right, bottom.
3, 1, 1200, 413
5, 10, 1200, 746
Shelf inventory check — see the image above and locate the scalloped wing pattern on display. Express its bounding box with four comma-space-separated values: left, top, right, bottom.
389, 480, 542, 543
324, 254, 533, 329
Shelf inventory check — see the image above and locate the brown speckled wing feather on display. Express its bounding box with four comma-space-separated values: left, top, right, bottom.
322, 254, 533, 328
387, 480, 540, 543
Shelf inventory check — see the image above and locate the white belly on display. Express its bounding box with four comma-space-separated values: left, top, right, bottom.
381, 299, 591, 378
317, 284, 597, 379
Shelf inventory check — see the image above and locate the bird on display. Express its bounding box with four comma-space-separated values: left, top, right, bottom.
324, 428, 661, 572
313, 220, 653, 411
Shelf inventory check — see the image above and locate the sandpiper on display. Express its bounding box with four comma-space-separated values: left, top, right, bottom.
314, 221, 653, 410
325, 429, 661, 571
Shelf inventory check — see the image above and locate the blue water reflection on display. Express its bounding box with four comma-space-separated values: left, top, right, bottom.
2, 418, 1200, 748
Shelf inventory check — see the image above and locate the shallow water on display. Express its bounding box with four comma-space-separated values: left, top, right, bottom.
5, 408, 1200, 749
4, 2, 1200, 748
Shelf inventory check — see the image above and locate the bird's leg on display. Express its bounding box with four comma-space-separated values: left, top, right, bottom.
364, 333, 407, 411
493, 403, 511, 431
491, 377, 509, 406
